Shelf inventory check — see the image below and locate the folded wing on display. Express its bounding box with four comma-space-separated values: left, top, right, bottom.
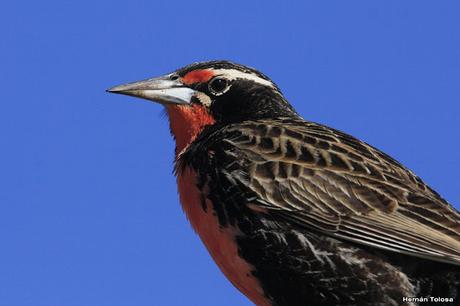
224, 119, 460, 265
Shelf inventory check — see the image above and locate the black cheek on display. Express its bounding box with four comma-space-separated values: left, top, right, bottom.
209, 82, 297, 123
209, 88, 239, 121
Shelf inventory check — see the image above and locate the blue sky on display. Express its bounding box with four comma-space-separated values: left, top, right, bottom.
1, 1, 459, 305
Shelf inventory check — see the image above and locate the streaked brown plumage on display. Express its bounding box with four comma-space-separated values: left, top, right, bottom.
224, 118, 460, 265
108, 60, 460, 305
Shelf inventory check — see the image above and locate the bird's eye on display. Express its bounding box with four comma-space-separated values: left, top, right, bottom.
170, 74, 179, 81
208, 77, 230, 95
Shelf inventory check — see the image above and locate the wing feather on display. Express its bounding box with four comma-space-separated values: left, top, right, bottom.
224, 119, 460, 265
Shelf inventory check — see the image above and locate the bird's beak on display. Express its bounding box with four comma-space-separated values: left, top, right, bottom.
107, 74, 195, 105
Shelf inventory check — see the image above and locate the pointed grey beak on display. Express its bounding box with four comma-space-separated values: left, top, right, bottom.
107, 74, 196, 105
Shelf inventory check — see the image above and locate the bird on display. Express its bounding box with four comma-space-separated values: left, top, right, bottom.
108, 60, 460, 306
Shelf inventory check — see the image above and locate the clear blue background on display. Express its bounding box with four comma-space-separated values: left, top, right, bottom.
1, 1, 459, 305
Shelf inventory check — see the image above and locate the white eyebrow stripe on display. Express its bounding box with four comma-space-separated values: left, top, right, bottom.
210, 68, 276, 89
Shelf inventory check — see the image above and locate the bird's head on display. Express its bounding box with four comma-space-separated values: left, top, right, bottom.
108, 60, 297, 153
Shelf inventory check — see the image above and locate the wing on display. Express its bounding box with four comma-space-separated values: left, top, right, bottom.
223, 118, 460, 265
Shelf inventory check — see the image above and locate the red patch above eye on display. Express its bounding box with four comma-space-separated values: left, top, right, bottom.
182, 69, 214, 85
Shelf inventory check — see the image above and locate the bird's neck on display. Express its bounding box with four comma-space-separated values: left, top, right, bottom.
166, 104, 216, 156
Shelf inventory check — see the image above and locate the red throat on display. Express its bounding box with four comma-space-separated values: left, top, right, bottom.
166, 104, 216, 155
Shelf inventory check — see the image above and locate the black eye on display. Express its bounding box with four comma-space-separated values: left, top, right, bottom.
208, 77, 230, 95
170, 74, 179, 81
